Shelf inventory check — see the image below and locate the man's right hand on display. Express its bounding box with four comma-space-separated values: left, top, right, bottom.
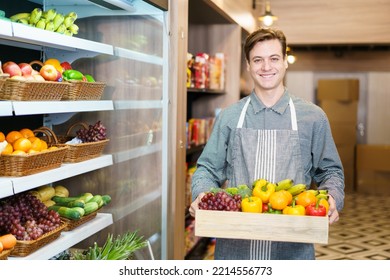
189, 192, 205, 217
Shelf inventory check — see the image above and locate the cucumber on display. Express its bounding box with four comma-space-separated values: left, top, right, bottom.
72, 207, 85, 217
78, 192, 94, 203
84, 201, 99, 215
89, 195, 103, 208
66, 199, 85, 208
48, 205, 81, 220
101, 194, 112, 206
52, 195, 79, 205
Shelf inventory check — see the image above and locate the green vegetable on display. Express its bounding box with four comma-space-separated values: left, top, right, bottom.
48, 205, 81, 220
101, 194, 112, 205
52, 195, 79, 205
89, 195, 103, 208
66, 199, 85, 208
71, 230, 148, 260
84, 74, 95, 82
78, 192, 94, 203
63, 69, 84, 81
72, 207, 85, 217
84, 201, 99, 215
237, 184, 252, 198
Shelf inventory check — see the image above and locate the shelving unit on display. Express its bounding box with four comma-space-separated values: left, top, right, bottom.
1, 0, 169, 259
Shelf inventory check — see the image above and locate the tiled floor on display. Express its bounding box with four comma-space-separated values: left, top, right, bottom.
315, 191, 390, 260
195, 191, 390, 260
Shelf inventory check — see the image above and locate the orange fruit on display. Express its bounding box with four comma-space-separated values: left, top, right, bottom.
0, 241, 3, 253
0, 132, 5, 142
27, 149, 38, 154
47, 146, 59, 151
280, 190, 293, 205
269, 190, 290, 210
13, 137, 32, 152
44, 58, 63, 73
1, 143, 13, 155
6, 131, 23, 144
295, 191, 317, 208
11, 150, 26, 155
0, 234, 17, 250
30, 138, 42, 151
19, 128, 34, 139
40, 140, 48, 150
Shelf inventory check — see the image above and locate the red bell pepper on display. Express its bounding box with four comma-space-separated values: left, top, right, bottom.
305, 199, 327, 216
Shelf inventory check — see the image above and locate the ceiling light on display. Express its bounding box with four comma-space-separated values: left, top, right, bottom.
258, 1, 278, 27
286, 47, 296, 64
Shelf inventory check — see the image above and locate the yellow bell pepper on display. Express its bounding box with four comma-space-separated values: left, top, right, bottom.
252, 181, 276, 204
241, 196, 262, 213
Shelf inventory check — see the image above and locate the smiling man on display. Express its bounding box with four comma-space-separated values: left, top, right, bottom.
189, 28, 345, 260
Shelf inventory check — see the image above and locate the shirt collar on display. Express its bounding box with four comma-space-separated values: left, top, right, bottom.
250, 89, 290, 115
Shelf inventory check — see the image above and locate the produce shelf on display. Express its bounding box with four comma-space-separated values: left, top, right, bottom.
0, 178, 14, 198
10, 154, 113, 195
113, 143, 161, 164
0, 101, 13, 116
8, 212, 113, 260
0, 19, 12, 36
11, 21, 114, 55
12, 100, 114, 115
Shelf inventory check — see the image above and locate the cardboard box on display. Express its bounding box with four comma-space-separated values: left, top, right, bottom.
330, 123, 357, 145
356, 170, 390, 195
319, 100, 358, 124
317, 79, 359, 101
195, 210, 329, 244
356, 144, 390, 172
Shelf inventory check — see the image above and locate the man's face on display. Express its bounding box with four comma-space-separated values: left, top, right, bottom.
246, 39, 288, 92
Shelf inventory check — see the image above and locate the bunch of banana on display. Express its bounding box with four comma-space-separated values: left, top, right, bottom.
316, 189, 329, 201
9, 8, 79, 36
287, 183, 307, 196
275, 178, 294, 191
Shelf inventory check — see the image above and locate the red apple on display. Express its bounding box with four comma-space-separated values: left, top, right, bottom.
2, 61, 22, 77
18, 63, 33, 76
32, 74, 45, 82
39, 64, 58, 81
60, 61, 72, 70
56, 70, 62, 81
23, 74, 35, 81
10, 75, 26, 81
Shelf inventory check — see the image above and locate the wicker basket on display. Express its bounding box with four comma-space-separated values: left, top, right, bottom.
0, 128, 68, 177
0, 78, 69, 101
0, 249, 12, 260
61, 210, 98, 231
10, 222, 66, 257
54, 123, 109, 163
62, 80, 106, 100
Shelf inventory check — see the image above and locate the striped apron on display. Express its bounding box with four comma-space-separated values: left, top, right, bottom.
214, 97, 315, 260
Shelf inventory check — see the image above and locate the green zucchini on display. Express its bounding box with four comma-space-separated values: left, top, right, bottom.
78, 192, 94, 203
101, 194, 112, 205
52, 195, 79, 205
72, 207, 85, 217
48, 205, 81, 220
66, 199, 85, 208
89, 195, 103, 208
84, 201, 99, 215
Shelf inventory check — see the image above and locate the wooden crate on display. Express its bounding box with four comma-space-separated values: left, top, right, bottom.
195, 210, 329, 244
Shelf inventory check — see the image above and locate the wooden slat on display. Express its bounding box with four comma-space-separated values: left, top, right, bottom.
195, 210, 329, 244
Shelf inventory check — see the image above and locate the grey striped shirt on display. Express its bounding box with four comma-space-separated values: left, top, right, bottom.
192, 89, 345, 211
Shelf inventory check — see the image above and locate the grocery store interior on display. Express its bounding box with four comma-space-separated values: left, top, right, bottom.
0, 0, 389, 261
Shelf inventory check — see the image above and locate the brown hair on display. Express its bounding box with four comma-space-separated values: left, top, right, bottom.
244, 28, 287, 61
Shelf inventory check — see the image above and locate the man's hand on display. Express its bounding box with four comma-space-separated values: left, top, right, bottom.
327, 195, 339, 225
189, 192, 205, 217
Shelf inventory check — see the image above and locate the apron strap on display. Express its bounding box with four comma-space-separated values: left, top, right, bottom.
237, 97, 298, 131
237, 97, 251, 128
289, 98, 298, 131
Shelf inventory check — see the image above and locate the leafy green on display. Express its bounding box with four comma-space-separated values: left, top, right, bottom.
72, 230, 147, 260
237, 184, 252, 198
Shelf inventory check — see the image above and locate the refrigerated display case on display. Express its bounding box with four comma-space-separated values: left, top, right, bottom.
0, 0, 170, 259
